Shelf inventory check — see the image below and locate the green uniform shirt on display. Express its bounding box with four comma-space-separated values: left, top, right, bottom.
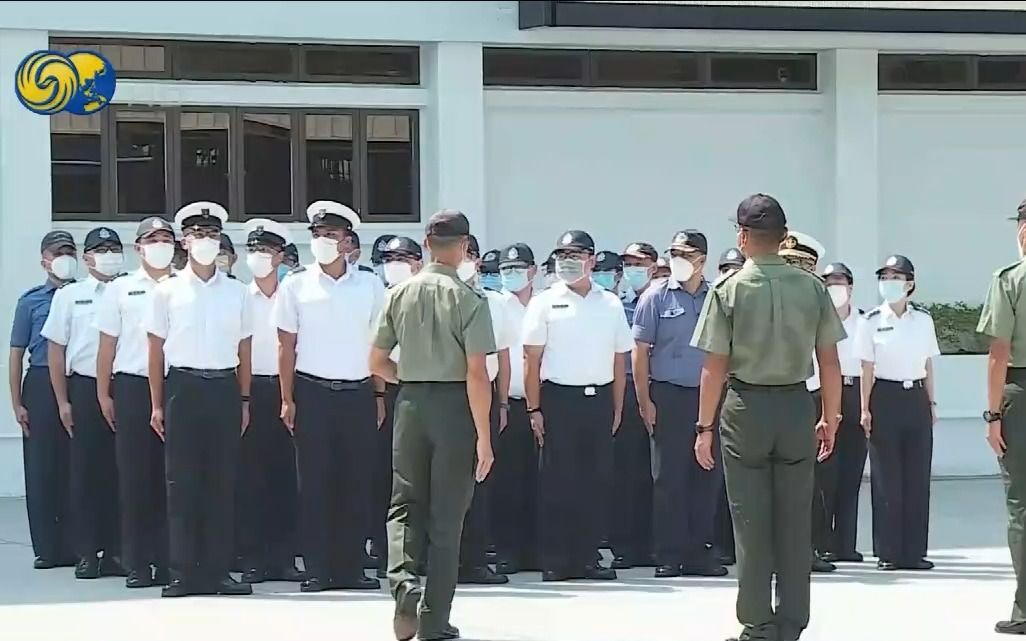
977, 259, 1026, 366
690, 254, 847, 385
373, 262, 496, 382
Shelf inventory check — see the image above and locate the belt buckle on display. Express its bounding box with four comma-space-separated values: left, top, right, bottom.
329, 380, 345, 392
584, 386, 596, 397
902, 380, 913, 390
200, 370, 215, 380
843, 376, 853, 386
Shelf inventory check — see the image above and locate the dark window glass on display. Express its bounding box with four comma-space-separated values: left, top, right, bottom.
180, 111, 230, 208
483, 48, 587, 85
879, 55, 972, 90
591, 50, 701, 88
365, 114, 416, 218
51, 113, 102, 216
243, 113, 293, 217
305, 114, 355, 209
115, 111, 166, 215
52, 41, 167, 76
176, 43, 295, 80
978, 57, 1026, 89
304, 47, 419, 83
709, 55, 815, 88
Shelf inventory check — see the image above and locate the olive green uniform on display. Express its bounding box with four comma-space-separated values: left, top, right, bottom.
373, 262, 495, 637
692, 255, 846, 641
978, 259, 1026, 624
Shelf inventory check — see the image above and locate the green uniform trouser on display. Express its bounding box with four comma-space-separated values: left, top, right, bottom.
1001, 369, 1026, 622
387, 382, 476, 635
720, 380, 817, 641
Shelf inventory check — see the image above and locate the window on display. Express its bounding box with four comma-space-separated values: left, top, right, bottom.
175, 42, 296, 81
304, 46, 419, 84
879, 55, 972, 91
51, 41, 169, 78
978, 57, 1026, 90
50, 107, 420, 223
483, 47, 817, 90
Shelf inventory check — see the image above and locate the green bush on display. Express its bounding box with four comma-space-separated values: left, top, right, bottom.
922, 302, 989, 355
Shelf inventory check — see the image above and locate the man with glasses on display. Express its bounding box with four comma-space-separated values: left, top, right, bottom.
145, 201, 253, 598
523, 230, 633, 582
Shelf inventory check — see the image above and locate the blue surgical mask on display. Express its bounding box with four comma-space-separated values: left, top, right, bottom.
593, 271, 617, 291
878, 280, 908, 304
623, 266, 649, 292
276, 264, 291, 282
480, 273, 502, 291
500, 268, 530, 293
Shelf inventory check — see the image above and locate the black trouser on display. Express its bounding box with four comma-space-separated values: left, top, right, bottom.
22, 366, 73, 561
459, 390, 499, 569
372, 383, 400, 567
491, 397, 539, 568
294, 373, 375, 581
610, 380, 653, 562
68, 374, 120, 559
113, 373, 167, 574
869, 379, 932, 564
538, 381, 612, 571
164, 368, 241, 583
651, 382, 721, 566
238, 375, 297, 572
813, 380, 867, 556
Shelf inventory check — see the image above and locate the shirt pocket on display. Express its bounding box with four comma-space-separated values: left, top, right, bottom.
657, 307, 689, 357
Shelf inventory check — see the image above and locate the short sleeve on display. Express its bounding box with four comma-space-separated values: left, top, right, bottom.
372, 290, 398, 351
977, 274, 1015, 341
238, 288, 253, 340
488, 296, 512, 352
611, 298, 633, 353
632, 291, 659, 344
40, 288, 70, 346
924, 316, 941, 359
854, 315, 875, 363
521, 296, 548, 347
272, 278, 300, 334
369, 277, 386, 331
462, 295, 496, 356
690, 289, 731, 355
815, 287, 847, 347
9, 295, 31, 349
93, 283, 122, 338
144, 285, 170, 340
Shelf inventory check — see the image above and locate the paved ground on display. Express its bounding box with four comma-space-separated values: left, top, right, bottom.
0, 478, 1016, 641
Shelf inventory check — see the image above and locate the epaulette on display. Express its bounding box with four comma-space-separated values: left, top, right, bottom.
227, 273, 238, 280
57, 279, 76, 288
290, 266, 306, 275
358, 264, 374, 273
909, 302, 931, 315
158, 273, 176, 283
23, 284, 47, 297
996, 261, 1024, 277
858, 308, 865, 315
713, 268, 740, 289
866, 308, 881, 319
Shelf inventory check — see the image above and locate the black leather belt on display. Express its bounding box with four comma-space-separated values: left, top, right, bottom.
252, 374, 279, 381
843, 376, 860, 387
172, 367, 234, 379
876, 378, 925, 390
297, 371, 368, 392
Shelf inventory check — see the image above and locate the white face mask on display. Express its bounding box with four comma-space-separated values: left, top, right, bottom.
827, 284, 850, 308
246, 252, 275, 279
50, 255, 77, 281
878, 280, 907, 304
141, 242, 174, 270
384, 261, 413, 286
310, 236, 341, 265
456, 260, 478, 282
669, 257, 695, 283
92, 252, 124, 277
188, 237, 220, 266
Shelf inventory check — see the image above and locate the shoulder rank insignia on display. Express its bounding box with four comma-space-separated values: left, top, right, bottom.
713, 268, 740, 289
996, 261, 1024, 277
866, 308, 881, 319
909, 302, 931, 315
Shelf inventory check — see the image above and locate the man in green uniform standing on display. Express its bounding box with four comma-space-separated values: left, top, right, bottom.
690, 194, 846, 641
977, 198, 1026, 636
370, 209, 496, 641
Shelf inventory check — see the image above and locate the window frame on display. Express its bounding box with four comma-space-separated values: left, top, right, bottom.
975, 55, 1026, 91
482, 47, 591, 87
878, 54, 976, 92
299, 44, 421, 85
50, 37, 176, 80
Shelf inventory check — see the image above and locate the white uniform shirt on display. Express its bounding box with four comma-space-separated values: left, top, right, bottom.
522, 281, 634, 386
838, 310, 864, 378
41, 277, 107, 377
273, 263, 384, 380
484, 290, 514, 383
248, 282, 279, 376
503, 291, 531, 399
144, 267, 252, 370
854, 303, 940, 381
93, 269, 164, 377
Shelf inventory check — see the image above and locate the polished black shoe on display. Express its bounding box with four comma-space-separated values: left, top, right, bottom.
542, 569, 572, 582
241, 568, 266, 584
582, 565, 617, 581
362, 551, 379, 570
300, 577, 332, 593
458, 566, 509, 585
125, 570, 156, 588
877, 560, 897, 571
393, 581, 422, 641
829, 551, 864, 563
899, 558, 934, 571
100, 556, 128, 577
161, 578, 192, 598
153, 567, 170, 586
33, 556, 55, 570
495, 560, 518, 575
996, 620, 1026, 635
335, 574, 381, 590
421, 623, 461, 640
75, 557, 100, 579
654, 564, 682, 578
214, 576, 253, 595
610, 555, 633, 570
811, 556, 836, 573
683, 562, 729, 577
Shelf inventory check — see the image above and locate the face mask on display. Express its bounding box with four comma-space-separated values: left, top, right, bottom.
670, 257, 695, 283
623, 266, 649, 292
827, 284, 850, 308
878, 280, 908, 304
247, 252, 274, 279
500, 268, 530, 293
141, 242, 174, 270
555, 258, 586, 284
456, 260, 478, 282
92, 252, 124, 277
215, 255, 232, 273
310, 236, 341, 265
384, 261, 413, 286
593, 271, 616, 291
480, 273, 502, 291
188, 237, 220, 266
50, 255, 77, 281
277, 265, 291, 282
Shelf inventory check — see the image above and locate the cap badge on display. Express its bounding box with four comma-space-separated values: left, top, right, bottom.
377, 240, 389, 251
151, 219, 162, 229
824, 264, 835, 274
255, 225, 264, 233
597, 252, 607, 262
508, 248, 518, 260
561, 233, 573, 245
98, 228, 111, 240
729, 250, 739, 259
388, 238, 402, 250
783, 236, 797, 249
886, 256, 898, 267
200, 207, 210, 215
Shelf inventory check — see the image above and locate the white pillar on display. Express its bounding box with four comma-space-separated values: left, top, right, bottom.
826, 49, 880, 310
0, 29, 52, 495
426, 42, 487, 246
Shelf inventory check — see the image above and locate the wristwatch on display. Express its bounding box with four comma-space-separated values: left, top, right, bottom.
983, 410, 1003, 423
695, 422, 714, 434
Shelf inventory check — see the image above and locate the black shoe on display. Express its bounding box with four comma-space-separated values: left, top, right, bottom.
153, 567, 170, 586
100, 556, 128, 577
996, 620, 1026, 635
33, 556, 55, 570
125, 570, 156, 588
719, 553, 736, 566
899, 558, 934, 571
75, 557, 100, 579
877, 560, 897, 571
495, 561, 518, 575
241, 568, 266, 584
582, 565, 617, 581
682, 562, 729, 577
300, 577, 332, 593
654, 565, 682, 578
458, 566, 509, 585
811, 557, 836, 573
830, 551, 864, 563
542, 569, 572, 582
421, 623, 461, 640
610, 555, 633, 570
214, 576, 253, 595
335, 574, 381, 590
161, 578, 192, 598
376, 567, 387, 580
261, 566, 306, 582
362, 551, 379, 570
393, 581, 421, 641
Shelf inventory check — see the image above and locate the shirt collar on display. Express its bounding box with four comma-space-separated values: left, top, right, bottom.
423, 262, 459, 278
749, 255, 786, 266
41, 280, 58, 293
310, 261, 353, 283
667, 278, 709, 295
133, 267, 164, 284
881, 303, 911, 320
182, 266, 222, 287
552, 279, 601, 298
